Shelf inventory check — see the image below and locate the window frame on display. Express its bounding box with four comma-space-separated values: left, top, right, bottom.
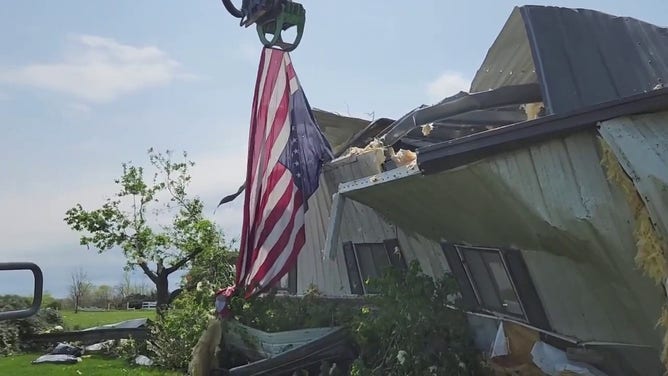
455, 245, 527, 321
343, 239, 407, 295
442, 242, 551, 330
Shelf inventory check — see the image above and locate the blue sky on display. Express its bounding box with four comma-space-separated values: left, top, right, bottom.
0, 1, 666, 298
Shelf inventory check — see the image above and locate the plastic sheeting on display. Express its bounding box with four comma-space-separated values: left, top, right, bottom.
531, 341, 607, 376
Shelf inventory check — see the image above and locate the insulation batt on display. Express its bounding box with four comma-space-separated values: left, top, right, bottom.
521, 102, 544, 120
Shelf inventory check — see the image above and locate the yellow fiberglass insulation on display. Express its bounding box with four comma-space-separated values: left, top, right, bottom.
599, 138, 668, 367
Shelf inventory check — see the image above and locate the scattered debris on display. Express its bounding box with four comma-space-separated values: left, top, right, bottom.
32, 354, 82, 365
85, 339, 115, 353
531, 341, 607, 376
389, 148, 417, 167
489, 322, 508, 358
340, 138, 385, 158
51, 342, 84, 357
32, 342, 85, 365
421, 123, 434, 136
135, 355, 154, 367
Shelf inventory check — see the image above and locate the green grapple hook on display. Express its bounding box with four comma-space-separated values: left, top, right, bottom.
222, 0, 306, 52
256, 1, 305, 52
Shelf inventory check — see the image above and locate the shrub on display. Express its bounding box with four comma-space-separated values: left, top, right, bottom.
0, 296, 63, 355
114, 337, 148, 363
147, 244, 236, 370
350, 262, 487, 376
148, 293, 212, 370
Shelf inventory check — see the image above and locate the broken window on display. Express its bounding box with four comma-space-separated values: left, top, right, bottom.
342, 239, 407, 295
442, 243, 551, 330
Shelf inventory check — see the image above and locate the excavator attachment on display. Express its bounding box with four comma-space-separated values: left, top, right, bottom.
0, 262, 43, 321
222, 0, 305, 52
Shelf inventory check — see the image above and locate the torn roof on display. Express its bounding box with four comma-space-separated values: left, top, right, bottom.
417, 87, 668, 174
318, 6, 668, 164
473, 6, 668, 114
312, 109, 370, 156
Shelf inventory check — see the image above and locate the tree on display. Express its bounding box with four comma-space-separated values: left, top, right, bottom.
69, 268, 92, 313
93, 285, 113, 309
64, 149, 227, 313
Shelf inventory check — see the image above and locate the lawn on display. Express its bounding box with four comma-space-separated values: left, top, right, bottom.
0, 310, 177, 375
60, 310, 157, 330
0, 354, 182, 375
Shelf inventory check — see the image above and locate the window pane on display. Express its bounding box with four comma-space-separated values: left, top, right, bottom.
482, 252, 523, 316
462, 250, 503, 310
355, 244, 390, 294
343, 242, 364, 295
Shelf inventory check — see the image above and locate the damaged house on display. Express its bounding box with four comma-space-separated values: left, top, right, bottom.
269, 5, 668, 376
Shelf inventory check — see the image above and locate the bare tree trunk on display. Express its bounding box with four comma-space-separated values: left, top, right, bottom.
155, 273, 170, 316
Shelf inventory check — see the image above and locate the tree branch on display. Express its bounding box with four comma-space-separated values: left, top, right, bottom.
166, 248, 204, 275
168, 288, 183, 303
137, 261, 158, 283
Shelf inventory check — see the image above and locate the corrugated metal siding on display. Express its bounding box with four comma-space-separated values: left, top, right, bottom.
599, 111, 668, 241
521, 6, 668, 114
470, 7, 538, 92
471, 6, 668, 114
296, 150, 449, 295
345, 130, 663, 347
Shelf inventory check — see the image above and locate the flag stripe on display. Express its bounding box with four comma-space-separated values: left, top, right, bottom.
257, 226, 305, 295
249, 169, 296, 266
236, 49, 271, 283
248, 184, 303, 285
247, 187, 304, 292
252, 167, 293, 250
235, 47, 332, 298
239, 49, 284, 283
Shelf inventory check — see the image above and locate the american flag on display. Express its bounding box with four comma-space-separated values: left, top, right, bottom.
235, 48, 333, 298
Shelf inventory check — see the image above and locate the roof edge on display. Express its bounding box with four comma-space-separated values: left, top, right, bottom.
417, 87, 668, 174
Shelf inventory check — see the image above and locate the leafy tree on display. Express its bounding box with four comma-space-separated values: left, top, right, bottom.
64, 149, 226, 313
93, 285, 113, 309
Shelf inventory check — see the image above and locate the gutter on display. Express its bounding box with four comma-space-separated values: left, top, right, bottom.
324, 164, 421, 260
417, 87, 668, 174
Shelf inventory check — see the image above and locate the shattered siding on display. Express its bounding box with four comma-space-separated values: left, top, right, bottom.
345, 130, 663, 348
295, 150, 449, 295
599, 111, 668, 242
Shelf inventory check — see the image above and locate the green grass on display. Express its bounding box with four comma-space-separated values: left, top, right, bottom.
60, 310, 157, 330
0, 354, 182, 375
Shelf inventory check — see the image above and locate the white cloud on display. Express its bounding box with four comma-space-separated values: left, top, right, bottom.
0, 34, 188, 102
426, 71, 470, 103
